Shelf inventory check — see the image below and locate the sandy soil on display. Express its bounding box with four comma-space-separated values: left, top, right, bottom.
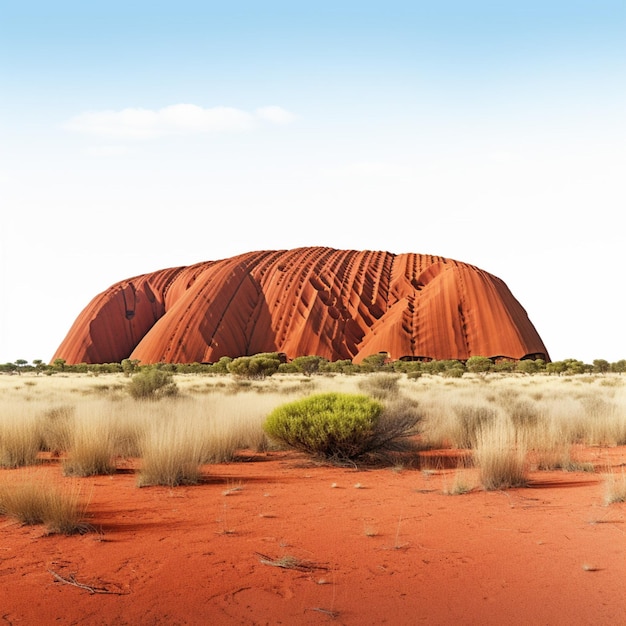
1, 446, 624, 626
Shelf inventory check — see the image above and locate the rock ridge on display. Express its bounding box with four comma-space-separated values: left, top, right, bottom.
52, 247, 550, 364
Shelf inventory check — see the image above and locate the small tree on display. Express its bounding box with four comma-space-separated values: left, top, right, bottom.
592, 359, 610, 374
121, 358, 140, 377
32, 359, 47, 375
51, 358, 66, 372
611, 360, 626, 374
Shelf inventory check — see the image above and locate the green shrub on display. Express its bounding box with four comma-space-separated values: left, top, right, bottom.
290, 355, 327, 376
465, 356, 493, 374
263, 393, 385, 462
228, 353, 282, 379
127, 367, 178, 400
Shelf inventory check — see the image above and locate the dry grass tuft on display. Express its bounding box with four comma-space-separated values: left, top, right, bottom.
604, 470, 626, 505
0, 413, 41, 468
0, 476, 91, 534
474, 420, 527, 490
137, 415, 206, 487
62, 410, 119, 476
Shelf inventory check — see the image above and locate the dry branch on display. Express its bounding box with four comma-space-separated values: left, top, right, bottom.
255, 553, 328, 572
48, 569, 129, 595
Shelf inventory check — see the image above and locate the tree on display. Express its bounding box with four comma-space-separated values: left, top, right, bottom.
592, 359, 610, 374
51, 358, 66, 372
611, 360, 626, 374
121, 358, 140, 377
32, 359, 47, 375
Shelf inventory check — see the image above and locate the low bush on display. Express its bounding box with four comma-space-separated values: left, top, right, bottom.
128, 367, 178, 400
228, 353, 282, 379
264, 392, 410, 463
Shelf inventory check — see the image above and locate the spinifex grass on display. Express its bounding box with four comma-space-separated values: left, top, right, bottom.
0, 476, 91, 535
604, 469, 626, 505
473, 420, 527, 490
62, 408, 119, 476
0, 413, 41, 468
137, 411, 207, 487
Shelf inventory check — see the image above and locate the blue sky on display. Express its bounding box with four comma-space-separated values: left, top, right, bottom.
1, 1, 625, 364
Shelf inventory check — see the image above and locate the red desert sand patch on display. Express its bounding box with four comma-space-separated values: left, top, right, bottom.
1, 446, 624, 625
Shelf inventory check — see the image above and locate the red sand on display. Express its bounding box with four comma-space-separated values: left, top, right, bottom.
1, 447, 624, 625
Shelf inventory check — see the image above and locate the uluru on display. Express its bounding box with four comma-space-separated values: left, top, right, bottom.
52, 247, 550, 365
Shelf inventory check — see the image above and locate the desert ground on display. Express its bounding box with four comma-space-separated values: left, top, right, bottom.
1, 372, 624, 625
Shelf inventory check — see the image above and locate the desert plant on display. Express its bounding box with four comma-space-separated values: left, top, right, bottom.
604, 470, 626, 505
363, 397, 422, 458
289, 355, 327, 376
38, 404, 75, 454
264, 393, 389, 462
0, 414, 41, 468
62, 412, 118, 476
474, 421, 527, 490
0, 478, 90, 535
443, 469, 475, 495
227, 353, 282, 379
127, 367, 178, 400
452, 403, 498, 449
137, 416, 206, 487
465, 356, 493, 374
358, 373, 401, 400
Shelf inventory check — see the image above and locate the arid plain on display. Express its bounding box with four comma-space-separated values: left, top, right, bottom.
1, 372, 624, 625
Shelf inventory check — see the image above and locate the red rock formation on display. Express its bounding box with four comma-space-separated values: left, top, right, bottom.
52, 247, 550, 365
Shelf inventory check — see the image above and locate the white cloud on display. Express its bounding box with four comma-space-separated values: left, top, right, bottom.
63, 104, 296, 138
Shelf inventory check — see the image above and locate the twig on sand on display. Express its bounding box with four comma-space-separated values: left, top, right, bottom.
306, 607, 340, 619
255, 553, 328, 572
48, 569, 129, 595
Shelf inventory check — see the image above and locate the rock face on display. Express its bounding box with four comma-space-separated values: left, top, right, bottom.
52, 247, 550, 365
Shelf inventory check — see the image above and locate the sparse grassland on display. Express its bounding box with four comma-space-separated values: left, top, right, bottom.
0, 370, 625, 494
1, 369, 624, 625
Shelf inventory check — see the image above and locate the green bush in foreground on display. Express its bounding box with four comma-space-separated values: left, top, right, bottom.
263, 393, 385, 462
